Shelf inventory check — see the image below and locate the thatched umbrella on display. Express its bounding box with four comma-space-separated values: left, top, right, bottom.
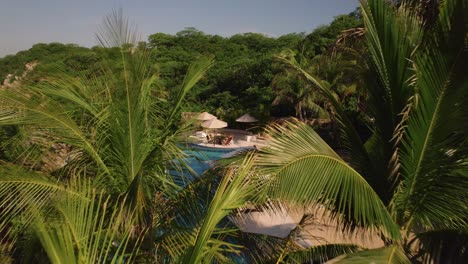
201, 118, 228, 129
202, 119, 228, 144
197, 111, 217, 121
235, 113, 258, 131
235, 113, 258, 123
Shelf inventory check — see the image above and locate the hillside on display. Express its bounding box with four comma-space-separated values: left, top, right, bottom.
0, 12, 360, 125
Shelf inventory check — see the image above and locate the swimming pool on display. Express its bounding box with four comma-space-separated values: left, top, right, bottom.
169, 144, 251, 187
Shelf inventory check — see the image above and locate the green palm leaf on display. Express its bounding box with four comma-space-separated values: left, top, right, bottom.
96, 8, 138, 48
330, 245, 410, 264
392, 0, 468, 232
277, 54, 384, 199
283, 244, 360, 264
357, 0, 424, 203
360, 0, 422, 114
181, 155, 262, 263
255, 119, 400, 240
0, 163, 84, 243
408, 229, 468, 263
0, 88, 108, 173
33, 178, 144, 264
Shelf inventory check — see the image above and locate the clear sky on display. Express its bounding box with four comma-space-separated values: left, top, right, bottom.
0, 0, 359, 57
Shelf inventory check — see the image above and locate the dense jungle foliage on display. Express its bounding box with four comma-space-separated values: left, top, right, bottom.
0, 1, 466, 263
0, 9, 361, 126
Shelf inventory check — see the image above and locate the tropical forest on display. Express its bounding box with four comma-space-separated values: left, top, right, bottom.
0, 0, 466, 263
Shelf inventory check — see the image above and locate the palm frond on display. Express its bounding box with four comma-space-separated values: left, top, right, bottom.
0, 88, 109, 173
0, 162, 84, 243
166, 56, 214, 126
96, 8, 139, 48
232, 232, 288, 263
33, 177, 144, 263
408, 229, 468, 263
0, 241, 13, 264
31, 68, 105, 117
392, 0, 468, 231
277, 55, 385, 198
155, 169, 224, 263
181, 155, 263, 263
358, 0, 424, 203
329, 245, 410, 264
153, 167, 228, 261
255, 119, 400, 240
283, 244, 360, 264
360, 0, 422, 115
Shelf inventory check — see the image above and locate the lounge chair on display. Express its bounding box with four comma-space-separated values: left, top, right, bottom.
195, 131, 207, 138
223, 136, 233, 145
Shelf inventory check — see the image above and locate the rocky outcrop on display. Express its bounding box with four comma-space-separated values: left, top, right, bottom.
40, 143, 80, 173
1, 61, 37, 89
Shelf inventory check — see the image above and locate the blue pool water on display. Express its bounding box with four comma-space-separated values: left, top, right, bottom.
169, 144, 249, 187
169, 144, 253, 187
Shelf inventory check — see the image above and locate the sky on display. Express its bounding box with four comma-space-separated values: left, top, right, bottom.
0, 0, 359, 57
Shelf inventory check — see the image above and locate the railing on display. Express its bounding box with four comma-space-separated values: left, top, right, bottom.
219, 128, 253, 136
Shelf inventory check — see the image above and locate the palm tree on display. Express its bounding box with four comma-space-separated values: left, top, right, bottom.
0, 9, 402, 263
1, 0, 465, 262
0, 9, 213, 262
273, 0, 467, 262
271, 50, 331, 121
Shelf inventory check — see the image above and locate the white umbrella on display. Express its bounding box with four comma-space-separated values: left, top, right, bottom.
197, 111, 217, 121
201, 118, 228, 129
235, 113, 258, 123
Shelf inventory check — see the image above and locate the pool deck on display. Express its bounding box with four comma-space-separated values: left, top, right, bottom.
193, 138, 269, 149
187, 128, 269, 150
